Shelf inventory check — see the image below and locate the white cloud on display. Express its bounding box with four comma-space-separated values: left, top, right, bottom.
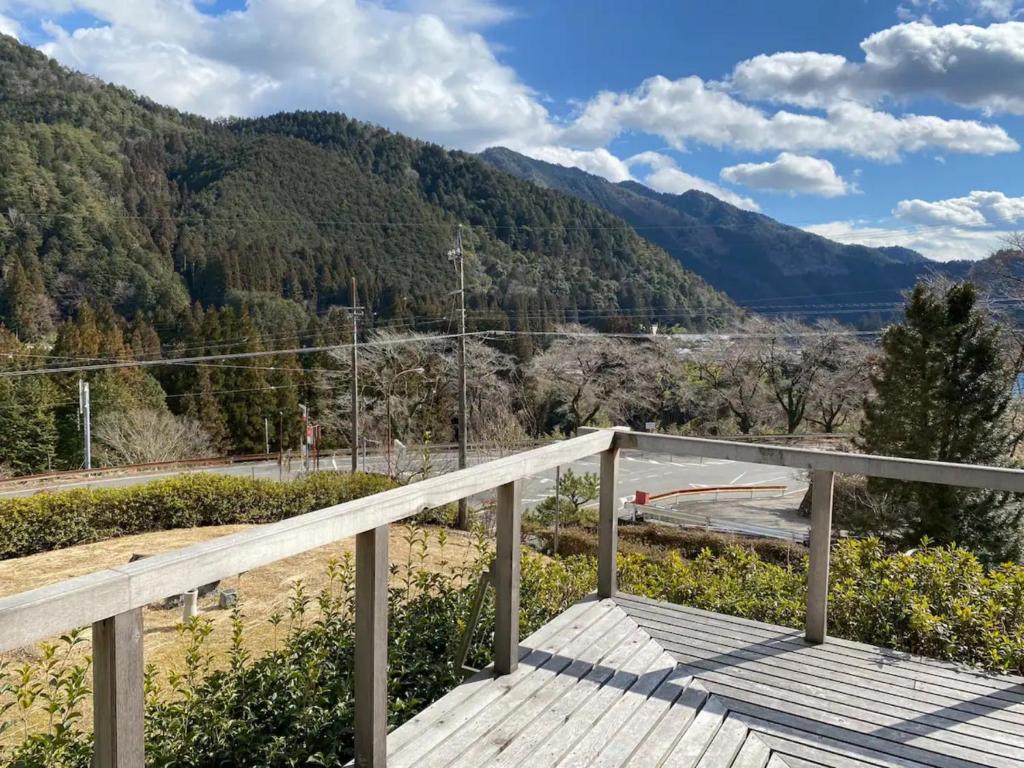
0, 12, 20, 38
27, 0, 556, 151
963, 0, 1022, 20
730, 21, 1024, 115
894, 190, 1024, 226
563, 74, 1016, 161
804, 219, 1009, 261
720, 153, 853, 197
626, 151, 760, 210
515, 145, 633, 182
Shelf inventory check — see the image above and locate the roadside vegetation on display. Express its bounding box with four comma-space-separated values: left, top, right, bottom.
0, 472, 395, 560
3, 532, 1021, 767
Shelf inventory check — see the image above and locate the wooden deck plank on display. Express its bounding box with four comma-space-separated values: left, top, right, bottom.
410, 603, 631, 768
517, 637, 665, 768
620, 601, 1024, 717
383, 594, 1023, 768
716, 692, 1001, 768
659, 691, 730, 768
389, 599, 618, 767
624, 680, 710, 767
586, 667, 693, 768
664, 646, 1024, 751
452, 611, 645, 767
691, 674, 1021, 768
634, 616, 1024, 730
728, 707, 967, 768
754, 731, 928, 768
555, 644, 677, 768
693, 713, 749, 768
616, 594, 1024, 696
386, 597, 605, 756
728, 735, 771, 768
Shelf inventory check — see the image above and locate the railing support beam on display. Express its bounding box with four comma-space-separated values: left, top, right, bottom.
494, 480, 522, 675
92, 608, 145, 768
598, 446, 621, 598
355, 524, 389, 767
806, 470, 835, 644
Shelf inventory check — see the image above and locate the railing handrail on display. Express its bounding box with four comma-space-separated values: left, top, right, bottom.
614, 432, 1024, 493
0, 430, 613, 653
4, 426, 1024, 765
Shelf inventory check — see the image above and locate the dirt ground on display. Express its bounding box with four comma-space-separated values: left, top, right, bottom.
0, 523, 485, 742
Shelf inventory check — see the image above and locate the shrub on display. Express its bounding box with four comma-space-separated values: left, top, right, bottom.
540, 523, 806, 566
0, 472, 396, 560
3, 533, 1022, 766
0, 533, 590, 767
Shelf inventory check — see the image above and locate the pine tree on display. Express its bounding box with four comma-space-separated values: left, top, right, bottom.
0, 328, 58, 473
859, 281, 1023, 562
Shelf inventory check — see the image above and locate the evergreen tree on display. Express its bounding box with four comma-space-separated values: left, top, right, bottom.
859, 281, 1023, 562
0, 327, 58, 473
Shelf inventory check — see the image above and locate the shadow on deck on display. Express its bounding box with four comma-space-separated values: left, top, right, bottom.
385, 594, 1024, 768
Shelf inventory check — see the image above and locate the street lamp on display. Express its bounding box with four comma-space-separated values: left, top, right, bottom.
386, 366, 425, 477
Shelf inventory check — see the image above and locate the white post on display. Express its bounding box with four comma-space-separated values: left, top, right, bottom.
494, 480, 522, 675
181, 590, 199, 622
92, 609, 144, 767
806, 470, 835, 644
355, 525, 388, 767
598, 447, 620, 598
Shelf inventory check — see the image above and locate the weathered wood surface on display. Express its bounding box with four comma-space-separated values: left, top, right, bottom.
355, 525, 388, 768
383, 594, 1024, 767
0, 429, 615, 652
92, 608, 145, 768
614, 431, 1024, 493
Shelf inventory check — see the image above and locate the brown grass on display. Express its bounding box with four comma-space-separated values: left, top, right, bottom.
0, 523, 484, 743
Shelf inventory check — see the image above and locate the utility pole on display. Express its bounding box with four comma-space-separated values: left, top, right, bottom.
448, 225, 469, 530
78, 380, 92, 470
278, 411, 284, 481
554, 465, 561, 555
299, 403, 309, 472
350, 276, 363, 474
264, 417, 270, 455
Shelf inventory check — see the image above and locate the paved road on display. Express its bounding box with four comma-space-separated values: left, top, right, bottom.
0, 447, 807, 535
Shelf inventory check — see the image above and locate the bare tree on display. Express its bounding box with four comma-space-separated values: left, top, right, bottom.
695, 333, 770, 434
807, 324, 873, 433
528, 326, 632, 434
93, 408, 213, 466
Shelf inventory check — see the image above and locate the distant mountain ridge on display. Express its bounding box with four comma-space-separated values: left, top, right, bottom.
0, 34, 737, 341
480, 147, 955, 322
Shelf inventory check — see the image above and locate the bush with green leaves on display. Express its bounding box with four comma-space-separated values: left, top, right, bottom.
0, 472, 396, 560
0, 528, 594, 767
3, 533, 1022, 767
530, 469, 599, 527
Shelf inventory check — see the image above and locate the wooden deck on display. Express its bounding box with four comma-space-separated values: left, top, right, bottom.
386, 594, 1024, 768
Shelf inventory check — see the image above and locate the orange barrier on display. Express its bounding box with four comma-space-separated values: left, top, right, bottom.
634, 485, 788, 505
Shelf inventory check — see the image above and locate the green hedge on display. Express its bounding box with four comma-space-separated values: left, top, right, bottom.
0, 472, 397, 560
543, 523, 806, 566
618, 538, 1024, 675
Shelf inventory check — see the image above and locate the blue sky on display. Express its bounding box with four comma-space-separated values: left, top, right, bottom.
2, 0, 1023, 260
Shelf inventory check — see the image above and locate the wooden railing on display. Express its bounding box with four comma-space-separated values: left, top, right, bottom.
2, 428, 1023, 766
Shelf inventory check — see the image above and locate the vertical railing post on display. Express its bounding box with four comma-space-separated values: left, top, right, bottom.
355, 525, 389, 767
805, 470, 835, 644
92, 608, 145, 768
598, 445, 620, 598
494, 480, 522, 676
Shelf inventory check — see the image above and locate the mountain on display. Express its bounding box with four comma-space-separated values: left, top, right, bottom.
0, 35, 737, 342
480, 147, 950, 323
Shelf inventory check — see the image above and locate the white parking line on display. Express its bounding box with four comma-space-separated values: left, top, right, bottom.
729, 471, 747, 485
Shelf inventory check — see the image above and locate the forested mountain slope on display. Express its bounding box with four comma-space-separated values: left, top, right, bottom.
0, 34, 736, 340
481, 146, 952, 321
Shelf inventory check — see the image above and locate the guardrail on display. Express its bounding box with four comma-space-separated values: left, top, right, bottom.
635, 503, 807, 542
1, 428, 1022, 767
